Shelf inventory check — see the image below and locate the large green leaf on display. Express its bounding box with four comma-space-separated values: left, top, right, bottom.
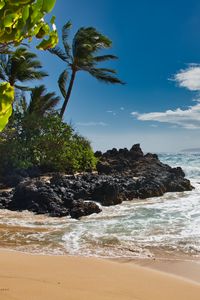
0, 82, 14, 131
42, 0, 57, 13
0, 0, 58, 50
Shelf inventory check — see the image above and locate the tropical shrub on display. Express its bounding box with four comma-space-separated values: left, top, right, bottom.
0, 112, 97, 174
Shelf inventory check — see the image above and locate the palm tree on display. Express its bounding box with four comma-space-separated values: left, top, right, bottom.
49, 22, 124, 118
24, 85, 60, 117
0, 47, 48, 91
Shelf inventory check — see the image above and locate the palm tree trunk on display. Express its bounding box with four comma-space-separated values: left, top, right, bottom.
60, 69, 76, 118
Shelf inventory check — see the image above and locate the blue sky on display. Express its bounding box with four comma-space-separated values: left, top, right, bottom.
32, 0, 200, 152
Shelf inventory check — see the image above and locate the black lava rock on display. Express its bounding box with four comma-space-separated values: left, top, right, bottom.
0, 144, 193, 219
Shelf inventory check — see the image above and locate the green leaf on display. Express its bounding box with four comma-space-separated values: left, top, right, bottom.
0, 82, 14, 131
42, 0, 56, 13
0, 1, 5, 10
0, 1, 58, 51
22, 6, 29, 22
37, 29, 58, 50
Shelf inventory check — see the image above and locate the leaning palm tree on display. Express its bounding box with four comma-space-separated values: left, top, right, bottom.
25, 85, 60, 117
49, 22, 124, 118
0, 47, 48, 91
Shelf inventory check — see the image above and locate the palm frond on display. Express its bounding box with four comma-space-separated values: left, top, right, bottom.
62, 21, 72, 59
92, 55, 118, 62
14, 84, 33, 91
27, 85, 60, 116
48, 46, 68, 62
87, 68, 125, 84
95, 68, 117, 74
73, 27, 112, 59
58, 69, 68, 98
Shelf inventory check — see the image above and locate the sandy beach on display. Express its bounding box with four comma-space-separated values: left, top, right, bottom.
0, 251, 200, 300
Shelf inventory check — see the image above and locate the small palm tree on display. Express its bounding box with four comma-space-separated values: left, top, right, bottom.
49, 22, 124, 118
25, 85, 60, 117
0, 47, 48, 91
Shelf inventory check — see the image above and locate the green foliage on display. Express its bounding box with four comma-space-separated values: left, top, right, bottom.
0, 112, 97, 174
0, 0, 58, 131
49, 22, 124, 117
0, 0, 58, 51
0, 82, 14, 131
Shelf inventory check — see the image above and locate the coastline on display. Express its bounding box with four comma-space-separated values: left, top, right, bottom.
1, 250, 200, 300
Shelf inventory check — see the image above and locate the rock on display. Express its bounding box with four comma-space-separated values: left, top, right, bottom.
96, 144, 193, 196
0, 190, 13, 209
94, 151, 103, 157
96, 161, 112, 174
11, 180, 69, 217
91, 181, 122, 206
3, 173, 27, 188
130, 143, 144, 159
9, 177, 102, 219
69, 200, 102, 219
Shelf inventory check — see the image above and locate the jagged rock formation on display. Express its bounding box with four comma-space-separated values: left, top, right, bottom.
0, 144, 193, 219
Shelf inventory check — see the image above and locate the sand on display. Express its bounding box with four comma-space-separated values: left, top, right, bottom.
0, 251, 200, 300
134, 258, 200, 284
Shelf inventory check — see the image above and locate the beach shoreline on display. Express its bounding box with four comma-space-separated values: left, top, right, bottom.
0, 250, 200, 300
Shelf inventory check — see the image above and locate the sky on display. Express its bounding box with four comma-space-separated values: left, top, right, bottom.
32, 0, 200, 152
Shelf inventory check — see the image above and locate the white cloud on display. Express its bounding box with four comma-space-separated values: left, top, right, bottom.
174, 64, 200, 91
131, 102, 200, 129
131, 111, 139, 116
131, 65, 200, 130
76, 122, 108, 127
120, 107, 125, 111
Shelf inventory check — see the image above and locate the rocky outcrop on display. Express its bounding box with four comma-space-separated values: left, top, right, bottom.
10, 179, 101, 218
95, 145, 193, 197
0, 144, 193, 219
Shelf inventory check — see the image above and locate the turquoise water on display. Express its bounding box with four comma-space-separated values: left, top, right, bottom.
1, 153, 200, 259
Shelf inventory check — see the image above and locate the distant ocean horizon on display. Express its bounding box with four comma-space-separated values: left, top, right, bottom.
1, 152, 200, 260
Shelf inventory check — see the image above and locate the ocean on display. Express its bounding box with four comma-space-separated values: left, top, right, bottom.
1, 152, 200, 259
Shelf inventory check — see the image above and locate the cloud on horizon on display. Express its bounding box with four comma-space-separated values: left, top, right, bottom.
131, 102, 200, 129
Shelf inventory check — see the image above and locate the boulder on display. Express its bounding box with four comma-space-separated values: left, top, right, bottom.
70, 200, 101, 219
0, 190, 13, 209
91, 181, 122, 206
11, 180, 69, 217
